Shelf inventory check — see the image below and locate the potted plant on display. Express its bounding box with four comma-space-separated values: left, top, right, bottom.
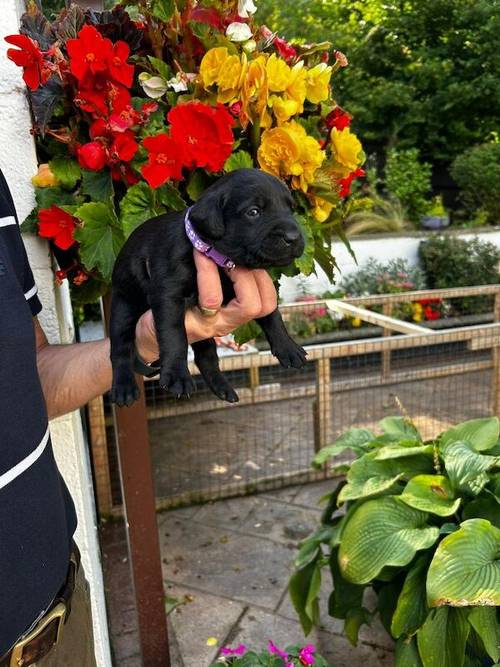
421, 196, 450, 230
290, 415, 500, 666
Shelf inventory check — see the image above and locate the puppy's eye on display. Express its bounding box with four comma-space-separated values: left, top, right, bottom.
246, 207, 260, 218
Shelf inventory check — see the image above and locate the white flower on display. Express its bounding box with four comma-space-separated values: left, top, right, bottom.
242, 39, 257, 54
226, 22, 253, 42
167, 74, 188, 93
238, 0, 257, 18
138, 73, 168, 99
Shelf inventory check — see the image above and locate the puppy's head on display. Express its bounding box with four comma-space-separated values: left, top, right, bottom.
188, 169, 304, 268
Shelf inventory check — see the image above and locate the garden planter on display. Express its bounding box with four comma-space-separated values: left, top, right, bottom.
420, 214, 450, 230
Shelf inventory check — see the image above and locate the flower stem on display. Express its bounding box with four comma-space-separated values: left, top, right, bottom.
249, 119, 261, 163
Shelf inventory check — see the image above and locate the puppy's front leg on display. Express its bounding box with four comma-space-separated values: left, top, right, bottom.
150, 293, 195, 397
192, 338, 239, 403
256, 308, 307, 369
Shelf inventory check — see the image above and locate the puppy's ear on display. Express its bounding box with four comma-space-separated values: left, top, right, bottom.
189, 190, 225, 241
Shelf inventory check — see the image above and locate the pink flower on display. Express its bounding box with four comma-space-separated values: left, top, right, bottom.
220, 644, 247, 656
299, 644, 316, 665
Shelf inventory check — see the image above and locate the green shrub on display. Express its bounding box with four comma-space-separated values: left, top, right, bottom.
385, 149, 432, 223
341, 258, 426, 297
419, 235, 500, 314
451, 143, 500, 224
289, 416, 500, 666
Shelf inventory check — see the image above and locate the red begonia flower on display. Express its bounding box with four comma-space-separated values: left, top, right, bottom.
5, 34, 45, 90
339, 167, 365, 198
109, 131, 139, 163
141, 134, 186, 188
326, 107, 352, 131
66, 24, 113, 84
424, 306, 440, 321
168, 102, 234, 173
274, 35, 297, 62
107, 82, 131, 114
112, 163, 139, 185
108, 40, 134, 88
75, 86, 109, 116
78, 141, 107, 171
38, 205, 76, 250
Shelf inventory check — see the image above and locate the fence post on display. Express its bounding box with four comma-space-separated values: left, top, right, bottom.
492, 292, 500, 417
87, 395, 113, 516
382, 303, 393, 379
314, 356, 332, 452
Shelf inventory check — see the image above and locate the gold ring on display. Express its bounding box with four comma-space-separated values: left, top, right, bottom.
198, 306, 219, 317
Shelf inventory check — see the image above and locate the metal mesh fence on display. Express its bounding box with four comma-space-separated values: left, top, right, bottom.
88, 287, 500, 514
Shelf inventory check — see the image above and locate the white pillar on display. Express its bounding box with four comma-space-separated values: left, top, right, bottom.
0, 4, 112, 665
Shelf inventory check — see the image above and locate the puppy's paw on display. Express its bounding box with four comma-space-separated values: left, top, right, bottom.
273, 339, 308, 369
205, 372, 239, 404
160, 365, 196, 398
110, 379, 141, 407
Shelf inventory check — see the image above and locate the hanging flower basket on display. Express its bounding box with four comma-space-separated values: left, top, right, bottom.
7, 0, 365, 304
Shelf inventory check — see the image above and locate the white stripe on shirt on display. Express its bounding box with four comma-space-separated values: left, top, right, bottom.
0, 215, 16, 228
0, 426, 50, 491
24, 284, 38, 301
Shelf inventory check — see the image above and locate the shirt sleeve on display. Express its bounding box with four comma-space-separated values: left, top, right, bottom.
0, 169, 42, 316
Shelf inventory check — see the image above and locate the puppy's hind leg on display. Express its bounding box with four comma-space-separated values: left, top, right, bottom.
192, 338, 239, 403
110, 291, 144, 407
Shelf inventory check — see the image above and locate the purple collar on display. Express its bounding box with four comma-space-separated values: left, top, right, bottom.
184, 207, 235, 270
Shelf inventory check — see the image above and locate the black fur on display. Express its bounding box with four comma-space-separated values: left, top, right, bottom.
110, 168, 307, 407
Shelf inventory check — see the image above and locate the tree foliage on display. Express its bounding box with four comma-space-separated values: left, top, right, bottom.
257, 0, 500, 166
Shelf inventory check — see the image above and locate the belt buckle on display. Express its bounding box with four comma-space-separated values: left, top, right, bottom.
10, 602, 66, 667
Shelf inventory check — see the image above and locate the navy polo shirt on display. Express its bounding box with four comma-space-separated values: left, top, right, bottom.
0, 169, 77, 655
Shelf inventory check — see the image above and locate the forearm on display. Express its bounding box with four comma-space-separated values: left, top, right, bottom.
37, 339, 112, 420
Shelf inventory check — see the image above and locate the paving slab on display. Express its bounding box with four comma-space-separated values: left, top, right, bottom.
226, 608, 394, 667
291, 478, 339, 510
190, 495, 260, 531
159, 515, 293, 609
166, 583, 245, 667
239, 496, 320, 545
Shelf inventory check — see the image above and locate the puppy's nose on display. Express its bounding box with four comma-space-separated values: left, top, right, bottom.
283, 230, 301, 246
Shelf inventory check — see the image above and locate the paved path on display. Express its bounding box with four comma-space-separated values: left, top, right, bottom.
101, 480, 395, 666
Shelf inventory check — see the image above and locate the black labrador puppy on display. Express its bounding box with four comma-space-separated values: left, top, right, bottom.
110, 168, 307, 407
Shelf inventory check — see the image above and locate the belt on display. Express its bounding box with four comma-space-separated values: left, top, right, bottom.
0, 544, 80, 667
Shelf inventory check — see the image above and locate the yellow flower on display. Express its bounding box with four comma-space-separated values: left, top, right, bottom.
199, 47, 229, 88
351, 317, 362, 328
216, 53, 247, 104
311, 196, 334, 222
258, 120, 325, 192
266, 53, 292, 92
32, 163, 59, 187
330, 127, 363, 172
268, 95, 299, 124
412, 302, 423, 322
206, 637, 218, 647
305, 63, 332, 104
240, 54, 269, 128
285, 62, 307, 113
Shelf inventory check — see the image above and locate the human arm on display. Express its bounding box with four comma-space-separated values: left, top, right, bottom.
35, 251, 277, 419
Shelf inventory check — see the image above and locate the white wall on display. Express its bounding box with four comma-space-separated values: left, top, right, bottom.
280, 228, 500, 302
0, 3, 111, 665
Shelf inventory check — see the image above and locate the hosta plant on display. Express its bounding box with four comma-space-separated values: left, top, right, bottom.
289, 416, 500, 667
6, 0, 364, 305
211, 641, 327, 666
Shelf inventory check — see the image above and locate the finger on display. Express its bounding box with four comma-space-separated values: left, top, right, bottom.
223, 267, 262, 321
252, 269, 278, 316
194, 250, 223, 311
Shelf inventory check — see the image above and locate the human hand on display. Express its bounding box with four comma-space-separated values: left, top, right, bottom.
135, 250, 277, 363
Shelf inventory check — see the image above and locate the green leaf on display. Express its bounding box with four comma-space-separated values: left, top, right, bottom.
440, 417, 500, 452
374, 443, 434, 460
49, 157, 81, 190
294, 525, 336, 570
468, 607, 500, 662
148, 55, 172, 80
395, 637, 424, 667
463, 496, 500, 527
417, 608, 469, 667
399, 475, 461, 517
442, 441, 499, 494
150, 0, 175, 22
338, 496, 439, 584
379, 417, 421, 440
289, 557, 321, 635
329, 549, 371, 645
157, 183, 185, 211
187, 169, 211, 201
427, 519, 500, 607
74, 203, 125, 282
80, 169, 113, 202
35, 186, 75, 209
295, 214, 315, 276
313, 427, 374, 467
391, 555, 429, 639
223, 151, 254, 173
338, 451, 433, 503
119, 181, 182, 237
20, 208, 39, 234
233, 320, 261, 345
